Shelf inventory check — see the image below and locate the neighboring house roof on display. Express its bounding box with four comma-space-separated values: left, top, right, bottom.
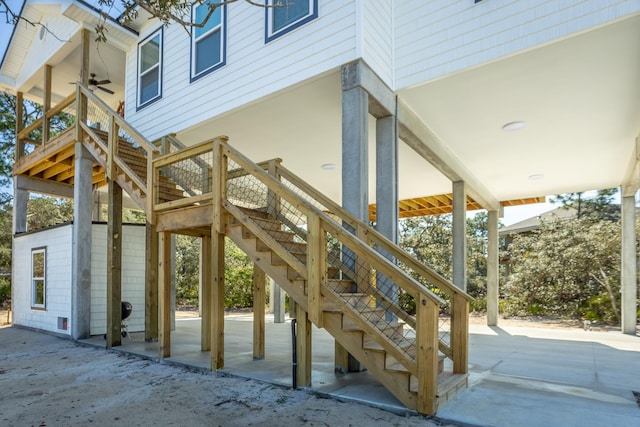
499, 207, 577, 236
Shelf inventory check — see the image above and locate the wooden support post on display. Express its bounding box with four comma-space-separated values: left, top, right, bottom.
201, 236, 211, 351
451, 293, 469, 374
267, 159, 282, 221
253, 265, 265, 360
106, 181, 123, 348
295, 304, 312, 387
211, 232, 225, 369
145, 220, 159, 341
334, 342, 350, 374
416, 293, 439, 415
108, 115, 118, 179
42, 64, 52, 145
159, 231, 172, 358
15, 91, 23, 161
212, 142, 227, 234
307, 213, 324, 327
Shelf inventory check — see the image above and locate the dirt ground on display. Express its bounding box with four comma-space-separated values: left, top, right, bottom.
0, 321, 454, 427
0, 308, 610, 427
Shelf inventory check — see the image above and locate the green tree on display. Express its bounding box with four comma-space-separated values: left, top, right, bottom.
551, 188, 619, 221
505, 216, 625, 323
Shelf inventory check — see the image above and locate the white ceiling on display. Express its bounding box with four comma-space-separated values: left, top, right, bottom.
179, 13, 640, 206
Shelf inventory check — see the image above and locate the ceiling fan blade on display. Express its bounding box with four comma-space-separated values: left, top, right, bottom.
96, 79, 111, 85
97, 86, 115, 95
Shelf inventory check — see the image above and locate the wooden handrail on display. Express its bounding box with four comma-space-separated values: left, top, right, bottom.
78, 84, 159, 156
220, 141, 445, 307
276, 163, 473, 302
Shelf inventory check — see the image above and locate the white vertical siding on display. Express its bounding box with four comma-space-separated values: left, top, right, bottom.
360, 0, 394, 88
125, 0, 358, 141
13, 225, 73, 335
90, 224, 146, 335
394, 0, 640, 89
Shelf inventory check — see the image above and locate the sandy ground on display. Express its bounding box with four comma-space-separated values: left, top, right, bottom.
0, 322, 453, 427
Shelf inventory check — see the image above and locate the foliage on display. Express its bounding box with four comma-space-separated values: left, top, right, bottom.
550, 188, 619, 221
504, 216, 626, 323
174, 236, 255, 309
26, 196, 74, 231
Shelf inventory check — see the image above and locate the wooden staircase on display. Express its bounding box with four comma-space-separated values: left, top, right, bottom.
65, 84, 471, 415
224, 205, 468, 412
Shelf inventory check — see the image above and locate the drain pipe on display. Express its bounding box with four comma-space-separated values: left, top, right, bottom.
291, 318, 297, 389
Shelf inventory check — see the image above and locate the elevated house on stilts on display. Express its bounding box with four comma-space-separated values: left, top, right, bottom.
1, 0, 639, 415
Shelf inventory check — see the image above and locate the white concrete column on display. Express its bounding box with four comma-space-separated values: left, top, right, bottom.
71, 142, 93, 340
270, 278, 286, 323
621, 194, 637, 335
487, 210, 499, 326
452, 181, 467, 291
12, 185, 28, 234
342, 86, 369, 221
376, 114, 399, 321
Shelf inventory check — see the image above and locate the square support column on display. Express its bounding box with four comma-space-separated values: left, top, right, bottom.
487, 210, 499, 326
159, 231, 172, 359
621, 194, 638, 335
211, 232, 225, 369
295, 304, 312, 387
201, 235, 211, 350
253, 265, 266, 360
145, 221, 159, 341
71, 142, 93, 340
452, 181, 467, 291
106, 182, 123, 348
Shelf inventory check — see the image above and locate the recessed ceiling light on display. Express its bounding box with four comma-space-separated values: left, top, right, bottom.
528, 174, 544, 180
502, 121, 527, 131
321, 163, 336, 170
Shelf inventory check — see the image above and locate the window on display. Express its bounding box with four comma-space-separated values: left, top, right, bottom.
191, 1, 226, 81
31, 248, 46, 309
265, 0, 317, 42
137, 28, 163, 109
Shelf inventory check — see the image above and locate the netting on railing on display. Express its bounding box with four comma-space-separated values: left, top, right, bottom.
86, 99, 110, 136
19, 102, 77, 157
162, 151, 213, 199
225, 156, 420, 364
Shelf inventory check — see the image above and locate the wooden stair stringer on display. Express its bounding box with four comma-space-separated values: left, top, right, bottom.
322, 311, 418, 410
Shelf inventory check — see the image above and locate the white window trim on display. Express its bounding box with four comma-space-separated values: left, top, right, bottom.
191, 2, 226, 81
137, 28, 163, 109
31, 247, 46, 310
265, 0, 317, 43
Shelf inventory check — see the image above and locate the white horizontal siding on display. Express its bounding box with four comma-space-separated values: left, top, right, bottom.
126, 0, 357, 141
394, 0, 640, 89
360, 0, 394, 88
90, 224, 146, 336
13, 225, 73, 335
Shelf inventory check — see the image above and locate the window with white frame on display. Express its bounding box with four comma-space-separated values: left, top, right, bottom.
137, 28, 163, 109
31, 247, 46, 309
191, 1, 226, 81
265, 0, 317, 42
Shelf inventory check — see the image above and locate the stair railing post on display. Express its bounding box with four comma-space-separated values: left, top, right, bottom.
107, 114, 118, 180
416, 292, 439, 415
266, 159, 282, 221
451, 293, 469, 374
307, 211, 325, 327
213, 138, 228, 234
15, 91, 24, 162
147, 144, 156, 217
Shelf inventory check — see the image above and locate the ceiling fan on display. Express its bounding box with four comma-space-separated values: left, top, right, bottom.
88, 73, 114, 94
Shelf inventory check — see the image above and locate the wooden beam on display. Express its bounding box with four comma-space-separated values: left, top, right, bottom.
106, 181, 123, 348
159, 231, 172, 358
145, 221, 159, 342
211, 232, 225, 370
307, 213, 324, 327
156, 204, 213, 233
201, 235, 211, 351
42, 65, 52, 145
451, 293, 469, 374
15, 91, 23, 161
252, 264, 265, 360
295, 304, 312, 387
397, 99, 499, 211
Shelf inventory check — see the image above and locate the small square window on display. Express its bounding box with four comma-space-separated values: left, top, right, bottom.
265, 0, 317, 43
137, 28, 163, 109
31, 248, 46, 310
191, 1, 227, 81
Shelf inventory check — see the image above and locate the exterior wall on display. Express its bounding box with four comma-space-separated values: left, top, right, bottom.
90, 224, 146, 336
360, 0, 394, 88
13, 225, 73, 335
124, 0, 358, 140
394, 0, 640, 89
12, 223, 146, 336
